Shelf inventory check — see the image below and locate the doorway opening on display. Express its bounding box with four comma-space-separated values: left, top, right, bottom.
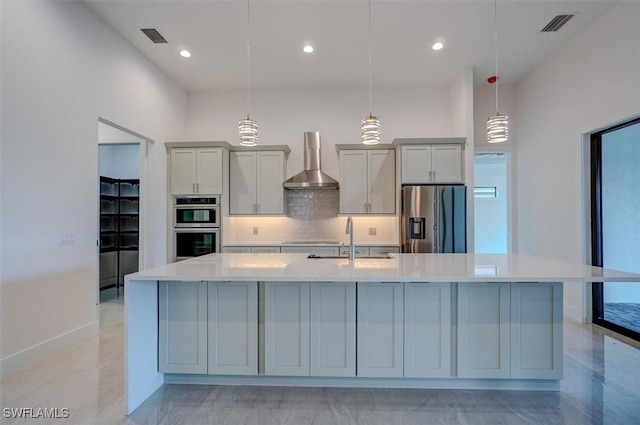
98, 120, 146, 304
591, 117, 640, 340
473, 152, 510, 253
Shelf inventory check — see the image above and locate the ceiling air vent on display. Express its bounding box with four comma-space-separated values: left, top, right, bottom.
541, 14, 574, 32
140, 28, 168, 44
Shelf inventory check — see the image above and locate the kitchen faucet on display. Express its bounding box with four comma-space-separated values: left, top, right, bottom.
345, 216, 355, 260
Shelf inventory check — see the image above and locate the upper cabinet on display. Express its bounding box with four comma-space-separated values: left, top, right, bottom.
394, 138, 465, 184
230, 150, 287, 215
338, 147, 395, 214
170, 147, 224, 195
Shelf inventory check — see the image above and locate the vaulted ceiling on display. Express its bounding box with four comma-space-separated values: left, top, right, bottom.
84, 0, 615, 91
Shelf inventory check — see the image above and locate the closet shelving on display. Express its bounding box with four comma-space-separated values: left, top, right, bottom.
99, 177, 139, 289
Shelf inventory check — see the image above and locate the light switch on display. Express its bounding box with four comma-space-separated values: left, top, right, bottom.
368, 227, 377, 236
253, 227, 259, 235
60, 232, 76, 245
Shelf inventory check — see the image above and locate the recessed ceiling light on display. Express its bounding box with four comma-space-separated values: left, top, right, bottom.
179, 50, 191, 58
303, 44, 314, 53
432, 42, 444, 51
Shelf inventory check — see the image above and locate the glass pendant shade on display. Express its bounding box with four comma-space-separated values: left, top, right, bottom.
487, 112, 508, 143
361, 114, 381, 145
238, 116, 258, 146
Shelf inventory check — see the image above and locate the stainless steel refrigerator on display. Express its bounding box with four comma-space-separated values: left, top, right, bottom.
401, 185, 467, 253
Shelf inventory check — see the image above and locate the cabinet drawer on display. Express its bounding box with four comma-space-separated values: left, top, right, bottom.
339, 246, 369, 257
369, 246, 400, 256
281, 246, 340, 256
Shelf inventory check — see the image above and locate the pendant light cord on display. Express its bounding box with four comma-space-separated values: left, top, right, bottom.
246, 0, 251, 118
368, 0, 373, 116
494, 0, 499, 113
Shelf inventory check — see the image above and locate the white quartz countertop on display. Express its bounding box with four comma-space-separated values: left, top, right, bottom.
126, 253, 640, 283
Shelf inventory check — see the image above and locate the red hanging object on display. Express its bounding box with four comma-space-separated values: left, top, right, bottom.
487, 75, 498, 84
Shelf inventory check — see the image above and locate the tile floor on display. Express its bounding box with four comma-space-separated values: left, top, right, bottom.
1, 291, 640, 424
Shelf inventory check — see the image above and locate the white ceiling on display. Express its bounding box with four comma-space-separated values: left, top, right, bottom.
84, 0, 615, 91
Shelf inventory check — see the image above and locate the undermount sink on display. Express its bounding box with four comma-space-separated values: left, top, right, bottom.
307, 254, 393, 260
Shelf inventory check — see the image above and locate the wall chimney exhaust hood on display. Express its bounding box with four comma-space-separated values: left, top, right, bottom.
283, 132, 339, 190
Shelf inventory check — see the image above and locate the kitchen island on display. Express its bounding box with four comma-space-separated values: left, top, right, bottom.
124, 253, 640, 414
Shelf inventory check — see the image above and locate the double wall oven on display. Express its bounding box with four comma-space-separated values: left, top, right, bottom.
173, 196, 220, 261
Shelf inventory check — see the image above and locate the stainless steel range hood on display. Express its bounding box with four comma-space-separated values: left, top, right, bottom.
283, 132, 339, 190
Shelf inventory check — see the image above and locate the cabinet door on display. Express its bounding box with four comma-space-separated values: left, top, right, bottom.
230, 152, 257, 214
208, 282, 258, 375
256, 151, 285, 214
458, 282, 510, 378
401, 145, 432, 184
404, 282, 451, 378
170, 149, 197, 195
158, 281, 207, 374
368, 150, 396, 214
432, 145, 463, 183
264, 282, 310, 376
310, 282, 356, 377
196, 147, 223, 194
339, 150, 368, 214
511, 282, 563, 379
357, 282, 403, 377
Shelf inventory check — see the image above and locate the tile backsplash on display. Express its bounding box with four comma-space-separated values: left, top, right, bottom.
223, 190, 398, 244
285, 190, 339, 220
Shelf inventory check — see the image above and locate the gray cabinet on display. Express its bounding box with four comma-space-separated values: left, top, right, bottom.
368, 246, 400, 256
170, 147, 223, 195
280, 246, 340, 256
222, 246, 252, 253
310, 282, 356, 377
401, 144, 463, 184
230, 151, 286, 215
356, 281, 404, 377
222, 246, 281, 253
158, 281, 208, 374
404, 282, 452, 378
338, 245, 400, 257
458, 281, 563, 380
339, 149, 395, 214
207, 282, 258, 375
510, 282, 563, 379
264, 281, 310, 376
457, 282, 511, 379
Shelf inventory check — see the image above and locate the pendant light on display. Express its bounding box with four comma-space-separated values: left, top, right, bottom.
239, 0, 258, 146
361, 0, 381, 145
487, 0, 508, 143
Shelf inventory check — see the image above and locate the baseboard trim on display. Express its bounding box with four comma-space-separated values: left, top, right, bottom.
163, 374, 561, 391
0, 320, 99, 380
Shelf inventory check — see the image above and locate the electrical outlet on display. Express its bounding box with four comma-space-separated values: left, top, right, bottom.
253, 227, 259, 235
368, 227, 377, 236
60, 232, 76, 245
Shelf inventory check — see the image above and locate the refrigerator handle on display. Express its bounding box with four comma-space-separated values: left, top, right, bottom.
439, 189, 446, 253
433, 188, 439, 253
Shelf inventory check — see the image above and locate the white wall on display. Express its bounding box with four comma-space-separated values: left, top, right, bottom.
0, 1, 187, 375
186, 85, 456, 181
513, 2, 640, 321
99, 144, 140, 179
